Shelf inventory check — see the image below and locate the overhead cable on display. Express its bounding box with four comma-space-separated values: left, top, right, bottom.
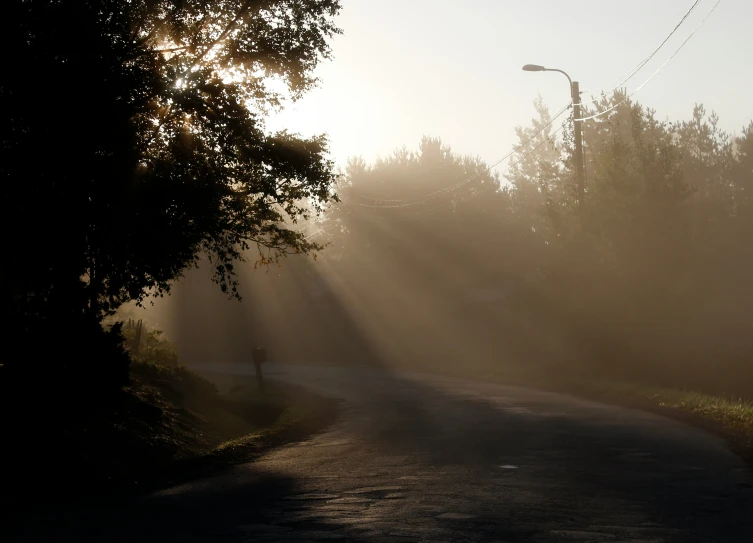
575, 0, 722, 122
578, 0, 704, 108
352, 103, 571, 208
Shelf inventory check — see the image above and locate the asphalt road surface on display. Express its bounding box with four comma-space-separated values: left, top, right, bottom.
14, 365, 753, 542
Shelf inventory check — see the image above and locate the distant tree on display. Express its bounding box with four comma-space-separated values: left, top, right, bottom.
0, 0, 341, 389
301, 137, 543, 369
507, 92, 753, 391
734, 122, 753, 219
326, 137, 522, 283
505, 95, 572, 242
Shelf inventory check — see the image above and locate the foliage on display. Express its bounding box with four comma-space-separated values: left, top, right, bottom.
310, 95, 753, 395
123, 325, 180, 367
297, 137, 543, 368
326, 136, 525, 278
506, 95, 573, 240
129, 358, 219, 403
505, 92, 753, 391
0, 0, 341, 385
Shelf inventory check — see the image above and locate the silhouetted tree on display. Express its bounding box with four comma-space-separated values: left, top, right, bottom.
0, 0, 340, 392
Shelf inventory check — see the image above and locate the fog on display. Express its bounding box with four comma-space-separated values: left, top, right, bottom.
10, 2, 753, 540
128, 0, 753, 400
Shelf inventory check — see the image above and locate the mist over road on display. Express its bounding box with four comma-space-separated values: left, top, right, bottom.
20, 365, 753, 542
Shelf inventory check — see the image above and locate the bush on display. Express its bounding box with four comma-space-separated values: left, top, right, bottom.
130, 360, 219, 404
0, 315, 130, 407
121, 323, 178, 367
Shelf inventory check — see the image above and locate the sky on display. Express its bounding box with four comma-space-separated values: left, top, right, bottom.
265, 0, 753, 173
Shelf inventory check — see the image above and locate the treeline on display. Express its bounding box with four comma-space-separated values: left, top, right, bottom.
509, 94, 753, 393
3, 2, 750, 400
311, 95, 753, 396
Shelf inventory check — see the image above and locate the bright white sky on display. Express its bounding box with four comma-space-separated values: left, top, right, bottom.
266, 0, 753, 172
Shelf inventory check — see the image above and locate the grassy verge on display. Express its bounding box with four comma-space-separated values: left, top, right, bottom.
0, 363, 338, 511
154, 374, 340, 488
577, 381, 753, 465
477, 364, 753, 466
399, 358, 753, 465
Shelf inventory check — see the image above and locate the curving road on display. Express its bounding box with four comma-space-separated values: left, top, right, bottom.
15, 365, 753, 542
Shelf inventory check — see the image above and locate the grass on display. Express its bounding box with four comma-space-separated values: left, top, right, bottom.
0, 362, 339, 512
196, 359, 753, 467
476, 363, 753, 466
167, 375, 340, 477
591, 382, 753, 462
396, 357, 753, 465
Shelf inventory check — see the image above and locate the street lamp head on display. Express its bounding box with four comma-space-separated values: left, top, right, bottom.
522, 64, 547, 72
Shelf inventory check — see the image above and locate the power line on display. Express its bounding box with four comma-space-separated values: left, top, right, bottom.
351, 103, 571, 208
354, 122, 567, 221
303, 223, 337, 241
314, 1, 718, 217
304, 118, 568, 237
503, 126, 565, 173
574, 0, 721, 123
306, 112, 568, 232
353, 167, 497, 209
578, 0, 703, 108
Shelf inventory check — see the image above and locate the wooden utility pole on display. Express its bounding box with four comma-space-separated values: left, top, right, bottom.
571, 81, 585, 208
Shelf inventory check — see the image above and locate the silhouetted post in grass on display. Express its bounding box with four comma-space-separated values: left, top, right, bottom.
252, 348, 268, 391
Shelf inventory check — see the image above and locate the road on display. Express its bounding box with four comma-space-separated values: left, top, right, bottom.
14, 365, 753, 542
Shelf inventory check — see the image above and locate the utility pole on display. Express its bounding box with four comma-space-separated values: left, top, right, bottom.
571, 81, 585, 208
522, 64, 586, 208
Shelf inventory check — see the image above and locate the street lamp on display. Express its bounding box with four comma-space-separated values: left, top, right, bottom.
522, 64, 585, 207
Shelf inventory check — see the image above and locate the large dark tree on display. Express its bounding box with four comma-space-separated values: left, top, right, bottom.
0, 0, 341, 390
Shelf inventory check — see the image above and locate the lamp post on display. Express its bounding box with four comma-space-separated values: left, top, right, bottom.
522, 64, 585, 208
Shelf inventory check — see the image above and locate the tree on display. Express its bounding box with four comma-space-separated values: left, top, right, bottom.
327, 136, 517, 280
506, 93, 690, 374
506, 92, 753, 393
304, 137, 541, 370
0, 0, 341, 389
505, 95, 572, 242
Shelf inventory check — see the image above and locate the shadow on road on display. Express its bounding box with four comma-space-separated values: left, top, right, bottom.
6, 363, 753, 542
7, 467, 389, 542
8, 281, 753, 542
268, 364, 753, 542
